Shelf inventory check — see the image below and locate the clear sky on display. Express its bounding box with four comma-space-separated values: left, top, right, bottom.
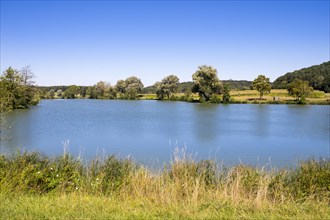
1, 1, 329, 86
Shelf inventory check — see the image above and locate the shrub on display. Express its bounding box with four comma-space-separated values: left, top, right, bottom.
285, 159, 330, 200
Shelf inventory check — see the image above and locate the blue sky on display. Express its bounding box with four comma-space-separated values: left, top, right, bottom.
1, 1, 329, 86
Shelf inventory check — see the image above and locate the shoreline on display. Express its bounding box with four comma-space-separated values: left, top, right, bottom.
40, 96, 330, 105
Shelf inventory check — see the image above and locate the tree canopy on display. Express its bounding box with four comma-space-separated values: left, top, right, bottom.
192, 65, 223, 102
155, 75, 180, 100
63, 85, 81, 99
252, 75, 271, 100
222, 83, 231, 103
287, 79, 313, 104
115, 76, 144, 100
87, 81, 116, 99
0, 67, 39, 111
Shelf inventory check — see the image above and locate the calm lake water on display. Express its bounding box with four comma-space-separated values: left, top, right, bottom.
1, 100, 329, 168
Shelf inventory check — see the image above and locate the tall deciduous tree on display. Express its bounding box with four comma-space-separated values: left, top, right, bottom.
155, 75, 180, 100
20, 65, 35, 86
63, 85, 80, 99
192, 65, 222, 102
115, 76, 144, 100
56, 89, 63, 98
0, 66, 39, 110
49, 89, 55, 99
287, 79, 313, 104
252, 75, 271, 100
222, 83, 231, 103
88, 81, 117, 99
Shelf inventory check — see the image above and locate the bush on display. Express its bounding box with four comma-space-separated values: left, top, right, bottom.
285, 159, 330, 200
98, 156, 135, 194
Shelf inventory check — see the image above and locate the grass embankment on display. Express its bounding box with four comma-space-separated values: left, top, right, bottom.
1, 150, 329, 219
139, 89, 330, 104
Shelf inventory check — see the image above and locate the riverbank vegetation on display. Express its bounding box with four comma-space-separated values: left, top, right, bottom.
2, 61, 329, 110
0, 66, 39, 112
0, 151, 329, 219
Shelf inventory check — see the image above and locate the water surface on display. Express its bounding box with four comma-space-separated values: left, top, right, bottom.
1, 100, 329, 168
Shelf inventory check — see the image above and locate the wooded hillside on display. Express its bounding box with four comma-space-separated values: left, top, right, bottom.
273, 61, 330, 92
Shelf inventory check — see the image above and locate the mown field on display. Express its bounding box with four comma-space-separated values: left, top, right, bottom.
1, 151, 329, 219
139, 89, 330, 105
229, 89, 329, 104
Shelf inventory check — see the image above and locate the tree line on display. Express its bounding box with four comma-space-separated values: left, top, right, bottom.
1, 63, 321, 111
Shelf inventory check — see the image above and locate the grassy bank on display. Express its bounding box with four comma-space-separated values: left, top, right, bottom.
1, 151, 329, 219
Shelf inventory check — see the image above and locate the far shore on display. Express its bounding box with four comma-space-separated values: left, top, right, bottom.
44, 89, 330, 105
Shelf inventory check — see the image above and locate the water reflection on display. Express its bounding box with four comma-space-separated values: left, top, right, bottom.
192, 103, 219, 142
253, 105, 270, 136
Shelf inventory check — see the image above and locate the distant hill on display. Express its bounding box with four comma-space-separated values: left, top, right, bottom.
273, 61, 330, 92
142, 82, 193, 94
142, 80, 252, 94
222, 80, 252, 90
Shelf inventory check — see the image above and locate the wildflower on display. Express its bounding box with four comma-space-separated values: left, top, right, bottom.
76, 187, 79, 190
56, 174, 59, 177
37, 171, 40, 174
96, 178, 99, 181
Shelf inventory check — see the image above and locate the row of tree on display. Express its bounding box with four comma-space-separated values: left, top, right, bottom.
1, 64, 317, 111
251, 74, 313, 103
40, 65, 232, 103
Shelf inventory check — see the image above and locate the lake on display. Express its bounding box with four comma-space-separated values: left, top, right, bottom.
1, 100, 329, 168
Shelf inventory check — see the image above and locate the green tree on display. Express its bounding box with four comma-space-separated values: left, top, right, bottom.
114, 80, 127, 98
125, 76, 144, 99
192, 65, 223, 102
56, 89, 63, 98
252, 75, 271, 100
222, 83, 231, 103
79, 87, 87, 98
287, 79, 313, 104
49, 89, 55, 99
88, 81, 117, 99
155, 75, 180, 100
0, 66, 39, 109
63, 85, 80, 99
0, 80, 13, 113
115, 76, 144, 100
0, 67, 21, 110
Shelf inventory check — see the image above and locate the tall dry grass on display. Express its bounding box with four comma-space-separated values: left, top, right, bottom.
0, 149, 329, 219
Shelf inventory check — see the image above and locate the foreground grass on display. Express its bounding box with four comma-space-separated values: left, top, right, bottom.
1, 193, 329, 219
1, 151, 329, 219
